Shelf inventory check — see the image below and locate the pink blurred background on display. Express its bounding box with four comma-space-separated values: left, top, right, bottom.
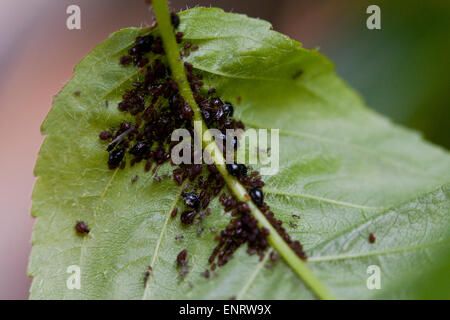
0, 0, 447, 299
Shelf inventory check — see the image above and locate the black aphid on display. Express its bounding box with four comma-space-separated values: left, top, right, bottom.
180, 103, 194, 120
214, 107, 225, 122
182, 192, 200, 208
223, 102, 234, 117
129, 141, 150, 158
238, 202, 250, 213
170, 12, 180, 29
180, 210, 197, 225
99, 131, 112, 140
120, 55, 132, 66
202, 109, 212, 123
169, 94, 180, 108
153, 59, 166, 78
128, 46, 139, 56
175, 32, 184, 43
177, 249, 187, 267
108, 148, 125, 168
226, 163, 247, 177
144, 266, 152, 285
269, 252, 277, 262
136, 35, 153, 52
75, 221, 89, 234
201, 269, 210, 279
151, 37, 164, 54
249, 187, 264, 207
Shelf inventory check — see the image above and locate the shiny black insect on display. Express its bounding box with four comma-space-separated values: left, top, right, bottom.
223, 102, 234, 117
182, 192, 200, 208
129, 141, 150, 158
75, 221, 89, 234
202, 109, 212, 123
226, 163, 247, 177
214, 107, 225, 122
170, 12, 180, 29
108, 148, 125, 168
249, 187, 264, 207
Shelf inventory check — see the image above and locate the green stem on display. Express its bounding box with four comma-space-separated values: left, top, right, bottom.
152, 0, 334, 300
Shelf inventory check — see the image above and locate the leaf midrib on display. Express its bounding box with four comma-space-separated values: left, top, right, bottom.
153, 0, 333, 299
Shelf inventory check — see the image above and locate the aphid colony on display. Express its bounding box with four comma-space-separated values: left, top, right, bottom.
89, 12, 306, 281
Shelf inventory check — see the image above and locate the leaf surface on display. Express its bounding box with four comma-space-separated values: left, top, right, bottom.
29, 8, 450, 299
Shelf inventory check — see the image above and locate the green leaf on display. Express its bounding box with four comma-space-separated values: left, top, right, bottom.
28, 7, 450, 299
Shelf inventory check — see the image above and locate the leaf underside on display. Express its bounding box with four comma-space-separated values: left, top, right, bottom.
29, 8, 450, 299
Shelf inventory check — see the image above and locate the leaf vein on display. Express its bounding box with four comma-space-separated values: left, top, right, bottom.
264, 188, 382, 211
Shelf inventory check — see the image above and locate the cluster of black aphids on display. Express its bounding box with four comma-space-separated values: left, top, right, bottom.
92, 14, 308, 280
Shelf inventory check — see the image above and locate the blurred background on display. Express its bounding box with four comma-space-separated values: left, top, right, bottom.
0, 0, 448, 299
